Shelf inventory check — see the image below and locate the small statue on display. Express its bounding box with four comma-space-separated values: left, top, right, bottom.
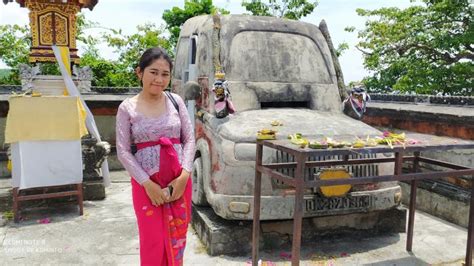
82, 134, 111, 181
73, 65, 93, 92
18, 64, 40, 91
212, 72, 235, 118
343, 86, 370, 120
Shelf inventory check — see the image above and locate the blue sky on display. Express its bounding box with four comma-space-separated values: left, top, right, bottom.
0, 0, 415, 83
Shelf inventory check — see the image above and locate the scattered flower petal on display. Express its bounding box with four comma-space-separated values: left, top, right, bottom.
37, 218, 50, 224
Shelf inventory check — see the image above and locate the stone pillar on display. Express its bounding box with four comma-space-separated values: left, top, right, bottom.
19, 64, 93, 95
73, 65, 92, 93
19, 64, 40, 91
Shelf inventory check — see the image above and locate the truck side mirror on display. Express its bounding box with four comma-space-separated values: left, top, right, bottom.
184, 81, 201, 101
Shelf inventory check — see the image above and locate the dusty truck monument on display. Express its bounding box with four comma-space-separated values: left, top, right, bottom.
173, 14, 406, 254
2, 0, 110, 221
172, 14, 474, 265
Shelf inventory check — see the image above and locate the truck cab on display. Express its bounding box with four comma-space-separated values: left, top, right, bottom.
173, 14, 400, 220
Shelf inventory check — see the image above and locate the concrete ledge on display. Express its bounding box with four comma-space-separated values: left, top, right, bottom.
400, 181, 469, 228
192, 205, 406, 256
192, 205, 252, 256
363, 102, 474, 140
0, 187, 11, 213
370, 93, 474, 106
83, 181, 106, 201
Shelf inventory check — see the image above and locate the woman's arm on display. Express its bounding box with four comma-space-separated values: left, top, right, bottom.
115, 101, 151, 185
168, 94, 196, 201
177, 94, 196, 174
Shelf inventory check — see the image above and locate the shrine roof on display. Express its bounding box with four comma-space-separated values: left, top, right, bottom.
2, 0, 98, 10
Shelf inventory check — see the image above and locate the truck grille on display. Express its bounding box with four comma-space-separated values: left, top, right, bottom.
272, 151, 379, 189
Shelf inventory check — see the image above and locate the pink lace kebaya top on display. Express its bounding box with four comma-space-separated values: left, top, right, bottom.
116, 92, 195, 185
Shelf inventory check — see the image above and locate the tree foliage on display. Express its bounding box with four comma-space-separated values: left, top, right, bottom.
350, 0, 473, 95
0, 24, 29, 68
0, 24, 63, 84
162, 0, 229, 48
0, 24, 30, 84
77, 13, 171, 87
0, 14, 171, 87
241, 0, 317, 20
92, 23, 171, 87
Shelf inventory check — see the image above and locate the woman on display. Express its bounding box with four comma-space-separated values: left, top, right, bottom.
116, 47, 195, 265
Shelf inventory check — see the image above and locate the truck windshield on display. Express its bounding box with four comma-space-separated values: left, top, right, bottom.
227, 31, 332, 84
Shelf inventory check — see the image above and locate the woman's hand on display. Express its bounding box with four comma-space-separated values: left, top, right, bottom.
167, 169, 190, 202
143, 180, 170, 206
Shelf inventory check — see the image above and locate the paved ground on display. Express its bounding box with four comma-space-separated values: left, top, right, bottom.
0, 170, 470, 265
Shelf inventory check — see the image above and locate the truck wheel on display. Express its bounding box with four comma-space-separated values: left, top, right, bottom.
192, 156, 208, 206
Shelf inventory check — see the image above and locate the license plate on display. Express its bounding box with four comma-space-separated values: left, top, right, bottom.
304, 194, 372, 215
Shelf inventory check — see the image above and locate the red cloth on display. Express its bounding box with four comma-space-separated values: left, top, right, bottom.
132, 137, 191, 266
136, 137, 182, 188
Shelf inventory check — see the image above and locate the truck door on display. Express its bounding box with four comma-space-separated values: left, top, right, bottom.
182, 35, 198, 131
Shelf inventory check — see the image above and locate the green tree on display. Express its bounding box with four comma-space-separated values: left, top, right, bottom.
0, 24, 30, 84
0, 24, 63, 84
77, 13, 172, 87
241, 0, 317, 20
95, 23, 171, 87
0, 13, 172, 87
0, 24, 29, 69
162, 0, 229, 49
349, 0, 473, 95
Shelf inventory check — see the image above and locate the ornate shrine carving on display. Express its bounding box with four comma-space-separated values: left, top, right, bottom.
3, 0, 98, 64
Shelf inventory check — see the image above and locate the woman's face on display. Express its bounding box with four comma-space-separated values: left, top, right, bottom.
137, 58, 171, 96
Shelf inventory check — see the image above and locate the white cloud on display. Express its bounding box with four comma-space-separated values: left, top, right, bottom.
0, 5, 29, 25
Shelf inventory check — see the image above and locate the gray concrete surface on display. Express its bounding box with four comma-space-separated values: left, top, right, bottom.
192, 205, 406, 256
368, 101, 474, 117
400, 181, 470, 228
0, 170, 470, 265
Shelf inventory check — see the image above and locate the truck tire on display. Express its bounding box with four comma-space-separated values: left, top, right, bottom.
192, 156, 208, 206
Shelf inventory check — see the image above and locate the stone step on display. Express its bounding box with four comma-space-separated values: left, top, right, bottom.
191, 205, 406, 256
